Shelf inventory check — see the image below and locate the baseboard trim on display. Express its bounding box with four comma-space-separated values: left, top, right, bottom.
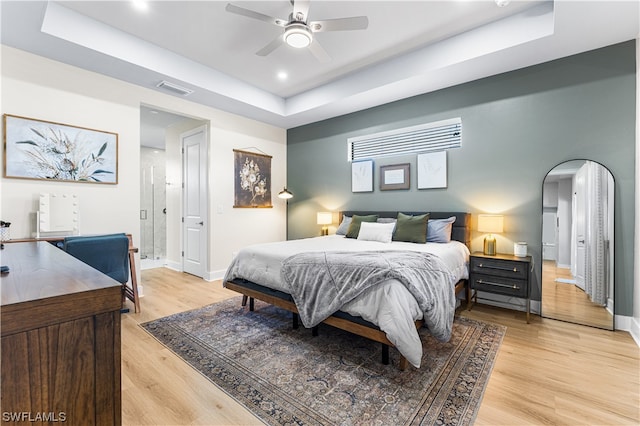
140, 258, 166, 270
631, 317, 640, 347
206, 269, 226, 282
165, 260, 183, 272
616, 315, 640, 347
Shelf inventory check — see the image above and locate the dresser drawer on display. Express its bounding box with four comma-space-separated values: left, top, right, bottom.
470, 256, 528, 280
470, 274, 528, 298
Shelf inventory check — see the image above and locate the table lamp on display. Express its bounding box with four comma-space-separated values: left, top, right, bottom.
478, 214, 503, 255
317, 212, 332, 236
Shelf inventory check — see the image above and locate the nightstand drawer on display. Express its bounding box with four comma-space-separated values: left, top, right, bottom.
470, 274, 528, 298
470, 257, 528, 280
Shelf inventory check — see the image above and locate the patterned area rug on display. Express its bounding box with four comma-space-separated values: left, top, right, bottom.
141, 297, 505, 426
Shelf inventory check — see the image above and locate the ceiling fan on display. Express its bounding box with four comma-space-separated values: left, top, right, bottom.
225, 0, 369, 62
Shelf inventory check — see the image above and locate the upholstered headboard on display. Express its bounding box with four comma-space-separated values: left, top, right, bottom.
340, 211, 471, 247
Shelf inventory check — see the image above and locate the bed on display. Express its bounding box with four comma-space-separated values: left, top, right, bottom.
224, 211, 471, 370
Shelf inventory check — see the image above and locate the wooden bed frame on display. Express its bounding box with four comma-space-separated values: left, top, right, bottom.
225, 211, 471, 370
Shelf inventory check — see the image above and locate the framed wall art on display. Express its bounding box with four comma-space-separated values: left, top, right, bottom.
3, 114, 118, 184
380, 163, 410, 190
351, 159, 373, 193
233, 149, 272, 208
417, 151, 447, 189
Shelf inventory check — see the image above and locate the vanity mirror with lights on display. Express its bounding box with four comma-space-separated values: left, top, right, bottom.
541, 160, 614, 330
36, 193, 80, 238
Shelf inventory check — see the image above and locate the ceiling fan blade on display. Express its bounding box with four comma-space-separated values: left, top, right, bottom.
225, 3, 286, 27
310, 16, 369, 32
308, 40, 331, 63
256, 35, 284, 57
292, 0, 311, 22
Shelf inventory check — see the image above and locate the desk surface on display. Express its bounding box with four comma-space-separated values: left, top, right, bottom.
0, 242, 122, 336
7, 234, 139, 252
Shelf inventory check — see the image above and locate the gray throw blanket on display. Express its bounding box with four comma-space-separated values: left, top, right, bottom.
281, 250, 456, 342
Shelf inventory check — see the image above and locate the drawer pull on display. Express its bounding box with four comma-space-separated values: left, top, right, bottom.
478, 263, 518, 273
477, 279, 519, 290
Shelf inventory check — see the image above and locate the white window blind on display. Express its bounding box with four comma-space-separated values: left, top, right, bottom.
347, 117, 462, 162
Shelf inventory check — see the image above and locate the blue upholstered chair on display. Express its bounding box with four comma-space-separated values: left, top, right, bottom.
63, 233, 136, 312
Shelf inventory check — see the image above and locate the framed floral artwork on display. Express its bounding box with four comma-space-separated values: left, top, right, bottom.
233, 149, 272, 208
3, 114, 118, 184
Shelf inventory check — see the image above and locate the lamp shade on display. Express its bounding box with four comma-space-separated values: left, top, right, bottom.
317, 212, 333, 226
277, 188, 293, 199
478, 214, 504, 233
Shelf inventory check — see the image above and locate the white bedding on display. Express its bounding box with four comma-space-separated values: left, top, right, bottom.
223, 235, 470, 368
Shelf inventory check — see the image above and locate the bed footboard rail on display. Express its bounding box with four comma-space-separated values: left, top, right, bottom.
226, 278, 414, 369
225, 278, 469, 370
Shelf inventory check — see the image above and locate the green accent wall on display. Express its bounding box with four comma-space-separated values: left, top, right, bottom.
287, 41, 636, 316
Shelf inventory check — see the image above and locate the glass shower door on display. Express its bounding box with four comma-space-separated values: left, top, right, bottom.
140, 148, 166, 267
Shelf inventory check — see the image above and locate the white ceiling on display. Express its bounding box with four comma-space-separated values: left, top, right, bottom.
1, 0, 639, 139
57, 0, 540, 98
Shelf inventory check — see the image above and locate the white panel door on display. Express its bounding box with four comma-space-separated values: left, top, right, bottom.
574, 166, 586, 291
542, 212, 557, 261
182, 125, 208, 278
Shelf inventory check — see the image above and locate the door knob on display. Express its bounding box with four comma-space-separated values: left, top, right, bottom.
197, 221, 204, 226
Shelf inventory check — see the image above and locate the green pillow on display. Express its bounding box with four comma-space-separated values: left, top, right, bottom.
345, 214, 379, 239
392, 212, 430, 243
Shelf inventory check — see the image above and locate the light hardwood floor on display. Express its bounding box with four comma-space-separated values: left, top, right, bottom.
122, 268, 640, 425
542, 260, 614, 329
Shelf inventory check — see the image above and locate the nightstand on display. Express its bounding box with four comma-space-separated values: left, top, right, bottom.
469, 252, 532, 323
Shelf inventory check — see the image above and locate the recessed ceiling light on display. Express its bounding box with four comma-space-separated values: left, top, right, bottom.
277, 71, 288, 81
495, 0, 510, 7
132, 1, 149, 12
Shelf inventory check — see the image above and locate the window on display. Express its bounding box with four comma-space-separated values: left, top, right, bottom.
347, 117, 461, 162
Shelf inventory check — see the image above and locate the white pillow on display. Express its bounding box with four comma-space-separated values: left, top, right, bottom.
357, 222, 395, 243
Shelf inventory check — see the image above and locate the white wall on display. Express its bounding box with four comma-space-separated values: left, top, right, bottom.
1, 46, 287, 282
1, 49, 140, 243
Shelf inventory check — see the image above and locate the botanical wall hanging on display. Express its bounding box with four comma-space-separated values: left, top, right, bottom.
233, 149, 272, 208
3, 114, 118, 184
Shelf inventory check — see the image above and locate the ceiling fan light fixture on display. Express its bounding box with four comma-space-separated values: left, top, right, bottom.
284, 24, 312, 48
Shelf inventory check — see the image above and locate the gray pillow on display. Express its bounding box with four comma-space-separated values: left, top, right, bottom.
377, 217, 397, 224
336, 216, 352, 235
427, 216, 457, 243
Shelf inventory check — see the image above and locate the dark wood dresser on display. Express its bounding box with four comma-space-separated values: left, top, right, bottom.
469, 251, 532, 323
1, 242, 122, 425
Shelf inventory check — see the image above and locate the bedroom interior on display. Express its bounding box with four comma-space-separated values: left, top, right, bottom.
0, 1, 639, 425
